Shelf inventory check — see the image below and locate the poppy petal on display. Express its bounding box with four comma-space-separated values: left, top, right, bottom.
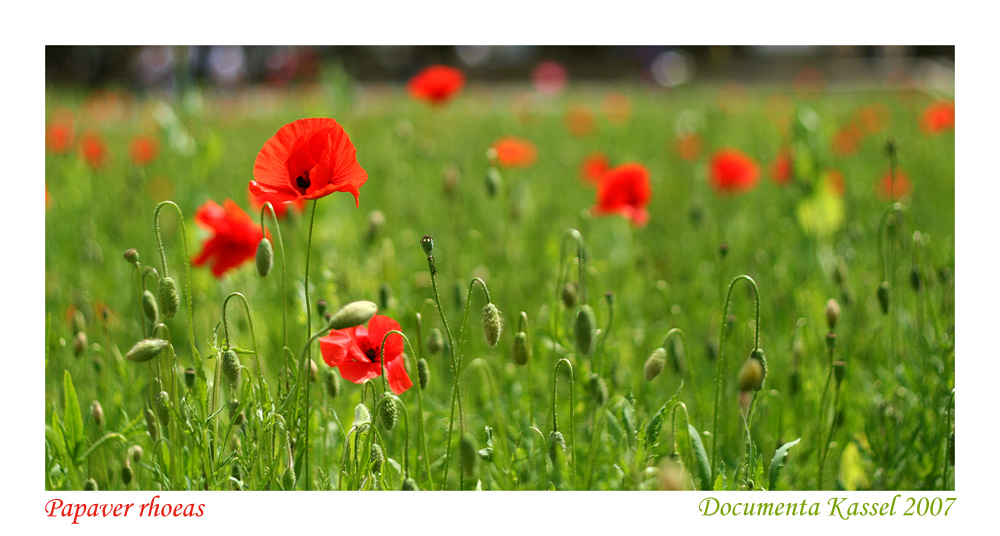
334, 360, 382, 385
366, 315, 404, 361
385, 355, 413, 394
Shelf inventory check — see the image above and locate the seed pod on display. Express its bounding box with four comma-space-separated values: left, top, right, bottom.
327, 301, 378, 330
825, 298, 841, 331
83, 478, 98, 491
90, 400, 103, 427
548, 430, 566, 463
460, 433, 477, 478
221, 349, 241, 387
877, 281, 890, 315
426, 328, 443, 355
738, 359, 764, 392
910, 267, 921, 292
417, 358, 430, 390
73, 331, 87, 357
366, 210, 386, 243
157, 276, 180, 319
377, 392, 399, 431
184, 368, 196, 389
154, 391, 170, 426
142, 290, 159, 322
833, 361, 846, 386
482, 303, 503, 347
644, 348, 667, 381
574, 305, 596, 356
379, 282, 392, 310
589, 373, 608, 406
124, 248, 140, 265
121, 463, 133, 485
402, 478, 419, 491
256, 238, 274, 277
282, 466, 297, 489
420, 235, 434, 257
484, 167, 502, 198
129, 445, 144, 464
145, 408, 158, 441
316, 299, 328, 316
512, 331, 531, 365
750, 348, 768, 390
325, 369, 341, 399
125, 338, 169, 362
561, 282, 578, 309
370, 443, 384, 473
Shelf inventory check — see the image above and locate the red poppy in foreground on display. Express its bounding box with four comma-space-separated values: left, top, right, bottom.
191, 200, 269, 277
710, 149, 759, 194
408, 65, 465, 105
130, 136, 159, 166
580, 152, 610, 184
320, 314, 413, 394
490, 137, 537, 168
770, 149, 792, 185
877, 170, 911, 201
249, 188, 306, 218
920, 101, 955, 134
79, 132, 109, 169
250, 118, 368, 206
592, 163, 652, 226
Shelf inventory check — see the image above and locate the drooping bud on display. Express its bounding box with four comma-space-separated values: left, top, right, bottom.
124, 248, 140, 265
460, 433, 477, 478
426, 328, 443, 355
589, 373, 608, 406
738, 359, 764, 392
83, 478, 98, 491
228, 398, 240, 419
145, 408, 158, 441
316, 299, 328, 316
282, 466, 296, 489
222, 349, 241, 387
325, 369, 340, 399
512, 331, 530, 365
73, 331, 87, 357
157, 276, 180, 319
420, 235, 434, 257
402, 478, 419, 491
90, 400, 103, 426
561, 282, 578, 308
833, 361, 846, 386
366, 210, 386, 243
910, 267, 922, 292
788, 369, 801, 396
255, 238, 274, 277
184, 368, 196, 389
548, 430, 566, 463
353, 403, 371, 428
417, 358, 430, 390
667, 337, 686, 374
327, 301, 378, 330
825, 298, 841, 331
370, 443, 384, 473
719, 242, 729, 259
121, 462, 133, 485
379, 282, 392, 310
877, 282, 890, 315
484, 167, 502, 198
125, 338, 169, 362
377, 392, 399, 431
129, 445, 144, 464
574, 305, 596, 356
644, 348, 667, 381
142, 290, 159, 322
482, 303, 503, 347
154, 391, 170, 426
750, 348, 768, 390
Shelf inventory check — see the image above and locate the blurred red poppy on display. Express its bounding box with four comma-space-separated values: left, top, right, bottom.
191, 199, 269, 277
709, 149, 759, 194
825, 169, 845, 197
490, 137, 537, 168
852, 103, 891, 134
532, 61, 568, 95
770, 149, 792, 185
565, 105, 595, 137
877, 170, 911, 201
408, 65, 465, 105
580, 153, 610, 184
249, 188, 306, 218
45, 185, 52, 210
320, 314, 413, 394
920, 101, 955, 134
130, 136, 159, 166
46, 113, 75, 154
676, 133, 702, 162
79, 132, 109, 169
831, 127, 861, 157
592, 163, 652, 226
603, 92, 633, 124
250, 118, 368, 206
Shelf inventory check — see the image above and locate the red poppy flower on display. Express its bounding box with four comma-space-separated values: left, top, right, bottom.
920, 101, 955, 134
46, 113, 75, 154
532, 61, 568, 95
676, 133, 702, 162
592, 163, 652, 226
248, 187, 306, 218
602, 92, 632, 124
769, 149, 793, 185
407, 65, 465, 105
825, 169, 845, 197
320, 314, 413, 395
709, 149, 760, 195
79, 132, 109, 169
877, 170, 911, 201
250, 118, 368, 206
45, 184, 52, 210
831, 127, 861, 157
191, 199, 269, 277
490, 137, 537, 168
130, 136, 159, 166
852, 103, 891, 134
565, 105, 595, 137
580, 152, 610, 184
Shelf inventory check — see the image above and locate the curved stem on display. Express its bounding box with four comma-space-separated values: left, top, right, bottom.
669, 402, 698, 490
153, 201, 197, 370
596, 292, 614, 376
221, 292, 264, 391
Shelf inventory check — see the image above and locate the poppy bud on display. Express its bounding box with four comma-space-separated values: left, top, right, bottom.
92, 355, 103, 375
145, 408, 158, 441
354, 403, 372, 427
73, 331, 87, 357
482, 303, 503, 347
561, 282, 578, 308
121, 463, 133, 485
719, 242, 729, 259
426, 328, 443, 355
124, 248, 140, 265
833, 360, 846, 386
184, 368, 196, 389
90, 400, 103, 427
155, 391, 170, 426
327, 301, 379, 330
644, 348, 667, 381
157, 276, 180, 319
282, 466, 296, 489
750, 348, 768, 388
125, 338, 169, 362
142, 290, 159, 322
377, 392, 399, 431
83, 478, 98, 491
316, 299, 328, 316
826, 332, 837, 351
255, 238, 274, 277
910, 267, 921, 292
825, 298, 841, 331
228, 398, 240, 419
420, 235, 434, 257
738, 359, 764, 392
834, 256, 849, 286
460, 433, 477, 478
402, 478, 419, 491
325, 369, 340, 399
234, 411, 246, 427
222, 349, 241, 387
309, 359, 318, 382
129, 445, 144, 464
877, 281, 890, 315
379, 282, 392, 310
788, 369, 801, 396
370, 443, 384, 473
512, 331, 530, 365
417, 358, 430, 390
485, 167, 502, 198
366, 210, 386, 243
324, 312, 333, 324
589, 373, 608, 406
574, 305, 596, 356
548, 430, 566, 463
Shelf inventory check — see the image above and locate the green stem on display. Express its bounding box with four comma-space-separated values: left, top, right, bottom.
552, 357, 576, 489
940, 388, 955, 490
134, 263, 147, 338
816, 340, 835, 488
413, 313, 433, 487
259, 202, 289, 387
819, 382, 841, 490
153, 201, 198, 372
221, 292, 264, 392
300, 199, 318, 490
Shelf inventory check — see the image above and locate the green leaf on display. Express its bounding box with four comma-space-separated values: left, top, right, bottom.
713, 472, 725, 491
62, 370, 84, 458
752, 453, 766, 491
688, 424, 712, 491
620, 399, 636, 446
643, 380, 684, 446
768, 438, 802, 490
49, 406, 67, 461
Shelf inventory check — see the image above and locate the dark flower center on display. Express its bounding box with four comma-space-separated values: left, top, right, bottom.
294, 169, 311, 193
364, 347, 379, 363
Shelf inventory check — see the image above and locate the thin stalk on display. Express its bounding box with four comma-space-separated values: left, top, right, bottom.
259, 202, 289, 397
153, 201, 198, 371
300, 199, 318, 490
552, 357, 576, 489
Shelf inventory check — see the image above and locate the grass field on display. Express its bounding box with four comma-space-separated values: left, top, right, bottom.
44, 73, 955, 491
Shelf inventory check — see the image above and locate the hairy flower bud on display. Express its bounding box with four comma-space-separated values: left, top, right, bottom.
512, 331, 531, 365
157, 276, 180, 319
73, 331, 87, 357
561, 282, 578, 308
316, 299, 328, 316
750, 348, 768, 390
370, 443, 384, 473
877, 281, 890, 315
121, 463, 133, 485
129, 445, 144, 464
83, 478, 98, 491
589, 373, 608, 406
548, 430, 566, 463
184, 368, 196, 389
738, 359, 764, 392
142, 290, 159, 322
282, 466, 296, 489
482, 303, 503, 347
420, 235, 434, 257
123, 248, 139, 265
125, 338, 169, 362
402, 477, 419, 491
574, 305, 596, 356
825, 298, 841, 331
255, 238, 274, 277
377, 392, 399, 431
325, 369, 340, 399
417, 358, 430, 390
426, 328, 443, 355
644, 348, 667, 381
154, 391, 170, 426
328, 301, 378, 330
222, 349, 241, 387
90, 400, 103, 426
145, 408, 158, 441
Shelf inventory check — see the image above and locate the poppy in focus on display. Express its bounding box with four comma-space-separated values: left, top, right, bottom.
676, 133, 702, 162
490, 137, 537, 168
580, 152, 610, 184
770, 149, 793, 185
250, 118, 368, 206
877, 170, 911, 201
191, 199, 269, 278
592, 163, 652, 226
129, 136, 159, 166
249, 188, 306, 218
407, 65, 465, 105
920, 101, 955, 134
709, 149, 760, 195
79, 132, 109, 169
320, 314, 413, 395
